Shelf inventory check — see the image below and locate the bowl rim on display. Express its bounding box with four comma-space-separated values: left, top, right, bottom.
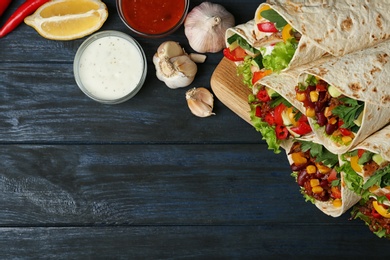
73, 30, 147, 104
116, 0, 190, 38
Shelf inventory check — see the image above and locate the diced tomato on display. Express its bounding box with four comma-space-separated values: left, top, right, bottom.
385, 194, 390, 201
264, 112, 275, 126
371, 208, 382, 219
223, 47, 246, 62
274, 103, 286, 126
316, 80, 328, 92
338, 120, 352, 136
290, 121, 312, 135
252, 70, 272, 85
255, 106, 262, 117
275, 125, 289, 140
256, 89, 271, 102
357, 149, 365, 158
331, 186, 342, 199
257, 22, 278, 33
327, 169, 338, 183
298, 114, 308, 122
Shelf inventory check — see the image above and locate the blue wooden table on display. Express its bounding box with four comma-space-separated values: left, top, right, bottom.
0, 0, 388, 258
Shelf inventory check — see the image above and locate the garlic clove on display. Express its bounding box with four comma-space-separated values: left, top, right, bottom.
184, 2, 235, 53
154, 41, 198, 89
186, 87, 215, 117
189, 53, 207, 63
157, 41, 185, 58
171, 56, 197, 78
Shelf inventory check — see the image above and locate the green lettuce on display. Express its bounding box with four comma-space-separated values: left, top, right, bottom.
249, 94, 281, 154
237, 56, 254, 88
262, 38, 298, 72
337, 158, 364, 196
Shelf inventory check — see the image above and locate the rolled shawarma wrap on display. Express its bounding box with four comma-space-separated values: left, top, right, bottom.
286, 138, 361, 217
338, 125, 390, 238
224, 0, 390, 89
295, 40, 390, 154
249, 59, 333, 153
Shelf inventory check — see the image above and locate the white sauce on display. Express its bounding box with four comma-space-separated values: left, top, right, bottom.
78, 35, 144, 101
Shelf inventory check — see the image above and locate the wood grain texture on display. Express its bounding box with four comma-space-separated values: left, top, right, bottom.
211, 57, 253, 124
0, 0, 387, 258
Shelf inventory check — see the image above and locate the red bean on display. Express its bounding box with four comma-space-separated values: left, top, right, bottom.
316, 112, 327, 126
325, 122, 338, 135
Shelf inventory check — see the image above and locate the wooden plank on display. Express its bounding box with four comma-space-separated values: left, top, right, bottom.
211, 57, 253, 124
0, 62, 262, 143
0, 143, 327, 225
0, 225, 387, 259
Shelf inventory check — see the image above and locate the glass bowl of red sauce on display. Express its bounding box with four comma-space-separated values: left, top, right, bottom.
116, 0, 189, 38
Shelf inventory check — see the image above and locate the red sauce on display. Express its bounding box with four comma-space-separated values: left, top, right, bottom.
121, 0, 186, 35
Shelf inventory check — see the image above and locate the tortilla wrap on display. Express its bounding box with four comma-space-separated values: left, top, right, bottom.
226, 18, 326, 71
285, 138, 361, 217
297, 40, 390, 154
348, 125, 390, 181
262, 0, 390, 57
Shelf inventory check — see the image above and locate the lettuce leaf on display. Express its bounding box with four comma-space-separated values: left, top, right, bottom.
337, 159, 364, 196
249, 95, 281, 154
262, 38, 298, 72
237, 56, 254, 88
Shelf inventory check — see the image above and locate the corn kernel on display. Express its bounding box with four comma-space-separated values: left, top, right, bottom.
312, 186, 324, 194
306, 165, 317, 174
306, 107, 315, 118
310, 179, 320, 187
310, 91, 319, 102
296, 92, 306, 102
342, 135, 353, 144
328, 117, 337, 125
324, 106, 332, 117
332, 199, 342, 208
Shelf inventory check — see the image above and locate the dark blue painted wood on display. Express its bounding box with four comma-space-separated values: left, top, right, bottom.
0, 0, 386, 258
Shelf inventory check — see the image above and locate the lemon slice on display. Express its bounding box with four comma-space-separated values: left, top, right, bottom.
24, 0, 108, 41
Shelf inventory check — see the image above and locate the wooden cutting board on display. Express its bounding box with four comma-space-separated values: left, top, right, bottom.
210, 57, 252, 125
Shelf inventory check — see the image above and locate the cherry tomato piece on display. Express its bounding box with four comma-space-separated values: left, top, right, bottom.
257, 22, 278, 33
275, 125, 289, 140
274, 103, 286, 126
256, 89, 271, 102
223, 47, 246, 62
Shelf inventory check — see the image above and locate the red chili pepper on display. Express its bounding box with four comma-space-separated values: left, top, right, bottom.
257, 22, 278, 33
0, 0, 50, 38
275, 125, 289, 140
256, 89, 271, 102
0, 0, 12, 17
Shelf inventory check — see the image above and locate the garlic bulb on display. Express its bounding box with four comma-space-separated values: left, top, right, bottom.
153, 41, 198, 89
186, 87, 215, 117
184, 2, 235, 53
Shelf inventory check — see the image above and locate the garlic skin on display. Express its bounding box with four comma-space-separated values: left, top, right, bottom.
186, 87, 215, 117
184, 2, 235, 53
153, 41, 198, 89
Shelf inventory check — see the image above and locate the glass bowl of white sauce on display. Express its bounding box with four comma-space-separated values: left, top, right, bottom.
73, 30, 147, 104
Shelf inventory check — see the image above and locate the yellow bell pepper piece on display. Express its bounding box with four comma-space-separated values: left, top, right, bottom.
291, 152, 307, 165
350, 155, 362, 173
282, 23, 293, 42
372, 201, 390, 218
256, 5, 271, 21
